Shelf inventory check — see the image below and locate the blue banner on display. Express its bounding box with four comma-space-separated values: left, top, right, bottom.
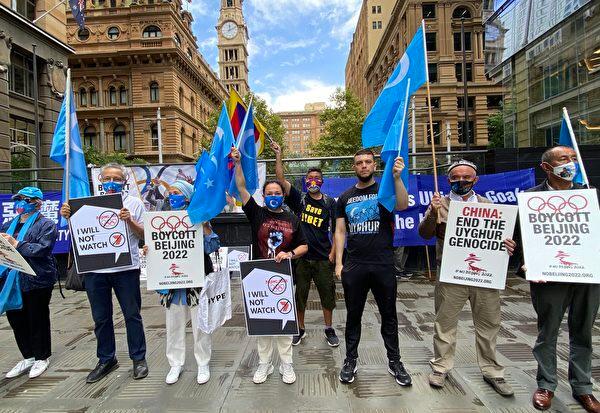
0, 192, 70, 254
315, 168, 536, 247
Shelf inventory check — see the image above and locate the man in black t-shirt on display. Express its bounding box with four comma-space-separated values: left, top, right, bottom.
335, 148, 412, 387
272, 142, 339, 347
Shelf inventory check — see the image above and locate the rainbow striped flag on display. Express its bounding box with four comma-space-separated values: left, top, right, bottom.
226, 88, 267, 156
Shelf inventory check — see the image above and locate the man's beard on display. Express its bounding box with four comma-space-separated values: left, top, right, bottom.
357, 173, 373, 183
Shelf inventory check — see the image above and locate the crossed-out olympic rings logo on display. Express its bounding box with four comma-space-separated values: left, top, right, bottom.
527, 195, 588, 213
151, 215, 192, 231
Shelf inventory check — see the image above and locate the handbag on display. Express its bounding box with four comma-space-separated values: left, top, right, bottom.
197, 269, 232, 334
65, 249, 85, 291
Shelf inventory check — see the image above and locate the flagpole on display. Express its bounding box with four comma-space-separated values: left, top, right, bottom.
562, 107, 590, 188
421, 20, 439, 193
397, 79, 411, 154
65, 68, 71, 202
235, 96, 253, 149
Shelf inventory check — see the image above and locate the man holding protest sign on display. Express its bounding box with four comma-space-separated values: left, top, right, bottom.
271, 142, 339, 347
419, 160, 516, 396
335, 149, 412, 386
2, 187, 58, 379
231, 147, 308, 385
518, 146, 600, 412
61, 163, 149, 383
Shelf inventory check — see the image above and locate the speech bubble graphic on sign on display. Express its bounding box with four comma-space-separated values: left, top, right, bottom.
243, 268, 296, 330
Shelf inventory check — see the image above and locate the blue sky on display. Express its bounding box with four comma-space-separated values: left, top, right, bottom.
187, 0, 362, 112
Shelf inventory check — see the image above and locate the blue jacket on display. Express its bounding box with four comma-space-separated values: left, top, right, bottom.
1, 215, 58, 292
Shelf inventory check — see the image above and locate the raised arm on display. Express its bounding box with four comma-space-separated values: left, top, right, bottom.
393, 156, 409, 211
271, 141, 292, 195
230, 146, 252, 206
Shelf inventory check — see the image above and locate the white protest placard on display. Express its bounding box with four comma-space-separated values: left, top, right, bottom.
69, 194, 133, 273
518, 189, 600, 283
0, 236, 36, 276
439, 202, 518, 289
144, 210, 205, 290
227, 246, 250, 273
240, 259, 299, 336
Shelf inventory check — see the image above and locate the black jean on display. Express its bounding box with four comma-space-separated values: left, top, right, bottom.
341, 261, 400, 362
6, 287, 54, 360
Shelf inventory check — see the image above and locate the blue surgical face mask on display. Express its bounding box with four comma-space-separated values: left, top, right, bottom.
265, 195, 284, 210
450, 180, 475, 196
14, 200, 36, 215
102, 181, 124, 193
169, 194, 188, 210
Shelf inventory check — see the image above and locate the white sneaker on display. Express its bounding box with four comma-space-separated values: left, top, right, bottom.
279, 362, 296, 384
252, 363, 274, 384
6, 358, 34, 378
197, 365, 210, 384
29, 359, 49, 378
165, 366, 182, 384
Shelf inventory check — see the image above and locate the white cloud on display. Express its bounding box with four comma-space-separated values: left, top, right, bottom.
257, 79, 339, 112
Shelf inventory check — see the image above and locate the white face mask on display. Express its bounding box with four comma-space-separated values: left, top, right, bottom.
552, 161, 577, 181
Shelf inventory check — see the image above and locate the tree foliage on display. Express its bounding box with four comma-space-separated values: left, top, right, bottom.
487, 112, 505, 149
84, 146, 147, 166
310, 88, 366, 157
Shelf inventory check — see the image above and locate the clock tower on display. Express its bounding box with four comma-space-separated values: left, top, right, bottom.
217, 0, 250, 97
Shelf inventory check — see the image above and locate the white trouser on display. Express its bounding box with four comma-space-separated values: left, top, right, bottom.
257, 337, 293, 364
166, 304, 211, 368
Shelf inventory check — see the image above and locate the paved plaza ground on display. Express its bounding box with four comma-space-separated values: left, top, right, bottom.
0, 274, 598, 412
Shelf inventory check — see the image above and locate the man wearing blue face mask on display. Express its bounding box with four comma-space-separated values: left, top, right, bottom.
2, 187, 58, 380
419, 160, 516, 396
60, 163, 148, 384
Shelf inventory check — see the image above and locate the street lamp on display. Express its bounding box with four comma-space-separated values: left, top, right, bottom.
461, 11, 471, 150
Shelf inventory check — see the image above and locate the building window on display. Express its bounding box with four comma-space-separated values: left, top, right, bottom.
453, 6, 471, 19
77, 28, 90, 41
430, 97, 440, 109
372, 21, 377, 29
109, 0, 116, 7
457, 96, 475, 109
187, 48, 193, 60
425, 33, 436, 51
79, 88, 87, 106
428, 63, 438, 83
455, 63, 473, 82
150, 81, 159, 102
458, 121, 475, 144
422, 3, 436, 19
108, 86, 117, 105
8, 49, 34, 97
83, 126, 97, 147
453, 32, 472, 51
227, 0, 233, 6
427, 121, 441, 145
174, 33, 181, 47
113, 125, 126, 151
487, 95, 503, 108
377, 5, 381, 13
90, 87, 98, 106
179, 87, 184, 108
119, 86, 127, 105
142, 25, 162, 38
151, 123, 159, 150
180, 128, 185, 150
13, 0, 36, 20
372, 5, 376, 13
190, 96, 195, 116
107, 26, 120, 40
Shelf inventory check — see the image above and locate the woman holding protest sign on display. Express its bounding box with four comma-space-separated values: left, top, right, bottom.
147, 180, 221, 385
230, 147, 308, 385
1, 187, 58, 380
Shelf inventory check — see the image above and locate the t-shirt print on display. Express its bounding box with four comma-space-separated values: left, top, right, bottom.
345, 193, 381, 235
258, 217, 295, 258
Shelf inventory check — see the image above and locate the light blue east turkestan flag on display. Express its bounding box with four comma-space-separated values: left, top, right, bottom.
50, 85, 91, 206
228, 103, 258, 199
378, 85, 411, 212
558, 109, 585, 186
362, 24, 428, 148
188, 104, 235, 224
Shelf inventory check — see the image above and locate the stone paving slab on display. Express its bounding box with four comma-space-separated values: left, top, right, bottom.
0, 274, 598, 412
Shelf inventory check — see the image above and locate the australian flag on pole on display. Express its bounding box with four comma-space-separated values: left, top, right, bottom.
69, 0, 86, 29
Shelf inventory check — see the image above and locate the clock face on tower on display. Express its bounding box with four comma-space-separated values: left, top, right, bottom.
222, 21, 238, 39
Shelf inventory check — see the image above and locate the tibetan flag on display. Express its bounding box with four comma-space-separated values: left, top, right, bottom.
226, 88, 267, 156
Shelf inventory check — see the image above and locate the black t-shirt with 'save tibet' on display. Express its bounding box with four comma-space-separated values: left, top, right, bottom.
336, 182, 394, 264
242, 197, 307, 260
285, 186, 336, 261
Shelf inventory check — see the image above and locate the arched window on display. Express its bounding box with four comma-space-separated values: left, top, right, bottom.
79, 88, 87, 106
190, 96, 195, 116
174, 33, 181, 47
83, 126, 97, 147
108, 26, 120, 40
90, 87, 98, 106
179, 87, 184, 108
150, 81, 159, 102
142, 25, 162, 38
119, 86, 127, 105
452, 6, 471, 19
151, 123, 159, 150
108, 86, 117, 105
113, 125, 126, 151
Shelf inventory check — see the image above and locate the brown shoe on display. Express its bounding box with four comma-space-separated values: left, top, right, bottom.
532, 388, 554, 411
573, 394, 600, 413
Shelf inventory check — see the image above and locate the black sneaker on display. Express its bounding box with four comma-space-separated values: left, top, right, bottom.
388, 360, 412, 386
292, 328, 306, 346
339, 358, 358, 383
324, 328, 340, 347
